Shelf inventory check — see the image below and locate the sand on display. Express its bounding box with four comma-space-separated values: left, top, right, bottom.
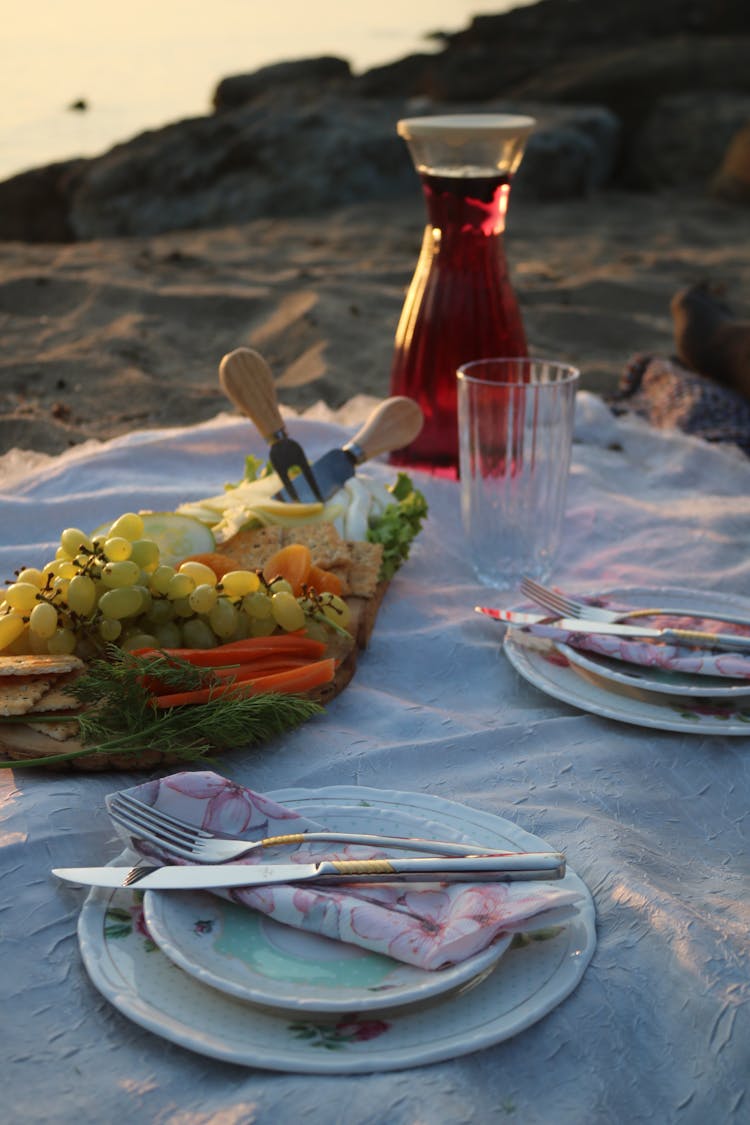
1, 187, 749, 466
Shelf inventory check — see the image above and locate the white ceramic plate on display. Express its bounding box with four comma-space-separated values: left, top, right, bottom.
505, 586, 750, 734
77, 786, 595, 1074
142, 802, 513, 1015
555, 586, 750, 700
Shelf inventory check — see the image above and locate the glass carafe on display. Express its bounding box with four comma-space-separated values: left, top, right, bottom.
388, 114, 535, 472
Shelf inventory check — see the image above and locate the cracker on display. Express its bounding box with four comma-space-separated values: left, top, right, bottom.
281, 524, 351, 570
0, 677, 54, 716
29, 685, 81, 713
26, 719, 79, 741
344, 541, 383, 598
216, 527, 284, 570
0, 654, 84, 677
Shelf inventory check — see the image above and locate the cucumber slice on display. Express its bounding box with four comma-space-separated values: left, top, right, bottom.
91, 512, 215, 566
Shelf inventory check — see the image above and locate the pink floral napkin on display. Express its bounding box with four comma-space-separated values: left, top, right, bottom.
109, 771, 582, 971
522, 600, 750, 680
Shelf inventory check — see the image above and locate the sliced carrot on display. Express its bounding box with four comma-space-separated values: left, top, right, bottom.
179, 552, 241, 579
153, 657, 336, 708
305, 564, 343, 597
146, 657, 315, 696
203, 658, 315, 683
263, 543, 312, 596
133, 635, 327, 666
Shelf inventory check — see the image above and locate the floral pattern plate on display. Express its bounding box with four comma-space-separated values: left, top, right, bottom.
505, 598, 750, 735
142, 801, 514, 1015
553, 586, 750, 700
77, 786, 595, 1074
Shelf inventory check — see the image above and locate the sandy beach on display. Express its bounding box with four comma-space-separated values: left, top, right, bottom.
2, 184, 749, 467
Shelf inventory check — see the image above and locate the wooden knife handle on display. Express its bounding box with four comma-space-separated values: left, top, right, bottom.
219, 347, 285, 441
345, 397, 424, 462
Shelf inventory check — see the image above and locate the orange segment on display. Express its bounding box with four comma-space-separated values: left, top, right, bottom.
262, 543, 312, 596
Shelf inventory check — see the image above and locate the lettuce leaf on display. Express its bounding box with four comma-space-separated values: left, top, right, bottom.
367, 473, 428, 582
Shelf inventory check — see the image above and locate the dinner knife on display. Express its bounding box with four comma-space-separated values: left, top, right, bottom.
274, 396, 424, 503
53, 851, 566, 890
476, 606, 750, 653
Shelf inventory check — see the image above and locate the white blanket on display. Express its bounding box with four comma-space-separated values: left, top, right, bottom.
1, 392, 748, 1123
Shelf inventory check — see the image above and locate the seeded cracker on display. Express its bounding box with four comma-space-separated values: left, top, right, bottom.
0, 677, 54, 715
281, 524, 352, 571
345, 541, 384, 598
215, 526, 283, 570
0, 654, 84, 677
26, 720, 79, 741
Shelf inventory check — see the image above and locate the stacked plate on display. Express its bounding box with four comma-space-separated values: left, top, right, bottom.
77, 786, 596, 1073
504, 585, 750, 735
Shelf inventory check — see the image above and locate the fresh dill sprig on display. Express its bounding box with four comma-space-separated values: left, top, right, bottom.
0, 646, 323, 769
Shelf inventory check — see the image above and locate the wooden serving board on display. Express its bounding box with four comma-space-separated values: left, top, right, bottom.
0, 580, 388, 772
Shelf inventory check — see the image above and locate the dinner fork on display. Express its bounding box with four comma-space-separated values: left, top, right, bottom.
519, 576, 750, 630
108, 792, 501, 862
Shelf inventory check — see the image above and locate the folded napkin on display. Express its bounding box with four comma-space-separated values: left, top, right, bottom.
110, 771, 581, 971
522, 600, 750, 680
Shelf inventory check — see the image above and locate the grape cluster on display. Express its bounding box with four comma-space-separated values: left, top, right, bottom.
0, 513, 351, 657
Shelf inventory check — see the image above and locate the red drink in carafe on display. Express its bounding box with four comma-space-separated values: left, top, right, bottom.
389, 170, 527, 471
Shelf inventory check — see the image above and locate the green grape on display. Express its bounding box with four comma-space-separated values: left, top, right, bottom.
267, 577, 293, 595
60, 527, 94, 556
120, 633, 160, 652
149, 565, 176, 595
220, 570, 260, 598
104, 536, 133, 562
48, 627, 77, 654
98, 586, 144, 620
248, 616, 277, 638
52, 577, 70, 600
28, 601, 58, 639
134, 585, 153, 615
209, 597, 239, 640
101, 560, 141, 589
304, 619, 332, 643
188, 583, 218, 615
108, 512, 144, 541
4, 582, 40, 613
55, 546, 72, 561
145, 598, 175, 626
270, 591, 306, 632
166, 573, 195, 600
242, 591, 274, 620
129, 538, 160, 572
179, 561, 217, 587
44, 559, 78, 580
66, 574, 97, 616
181, 618, 217, 649
171, 596, 195, 619
153, 621, 182, 648
98, 618, 122, 642
29, 630, 51, 654
229, 613, 252, 642
17, 568, 44, 588
319, 593, 352, 631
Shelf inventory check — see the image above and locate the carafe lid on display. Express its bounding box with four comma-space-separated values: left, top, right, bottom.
397, 114, 535, 140
397, 114, 535, 177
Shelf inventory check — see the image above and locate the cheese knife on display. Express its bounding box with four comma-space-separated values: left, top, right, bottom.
53, 851, 566, 890
273, 395, 424, 503
476, 606, 750, 652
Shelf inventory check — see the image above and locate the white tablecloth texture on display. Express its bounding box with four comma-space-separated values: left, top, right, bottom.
1, 392, 748, 1124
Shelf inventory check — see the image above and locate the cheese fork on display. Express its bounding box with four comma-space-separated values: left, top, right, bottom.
520, 576, 750, 630
108, 791, 509, 862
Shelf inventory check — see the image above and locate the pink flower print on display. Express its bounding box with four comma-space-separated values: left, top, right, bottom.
158, 772, 303, 834
350, 886, 453, 966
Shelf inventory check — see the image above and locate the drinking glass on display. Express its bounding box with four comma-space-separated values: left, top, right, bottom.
457, 358, 580, 590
